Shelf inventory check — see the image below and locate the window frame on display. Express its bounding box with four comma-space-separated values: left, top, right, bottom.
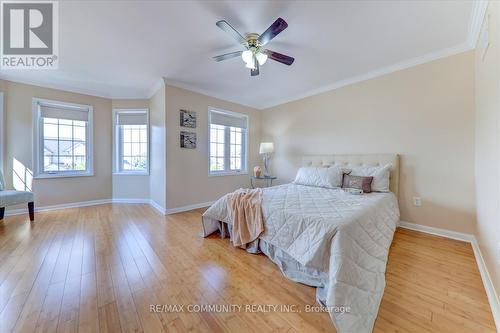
32, 98, 94, 179
112, 108, 150, 176
208, 107, 249, 177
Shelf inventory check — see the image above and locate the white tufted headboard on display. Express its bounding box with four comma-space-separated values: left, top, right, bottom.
302, 154, 400, 196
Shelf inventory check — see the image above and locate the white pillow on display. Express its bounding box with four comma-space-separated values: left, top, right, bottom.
348, 164, 391, 192
327, 165, 343, 187
293, 166, 342, 188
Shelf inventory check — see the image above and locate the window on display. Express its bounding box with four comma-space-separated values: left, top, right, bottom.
114, 109, 149, 174
33, 98, 93, 178
209, 108, 248, 175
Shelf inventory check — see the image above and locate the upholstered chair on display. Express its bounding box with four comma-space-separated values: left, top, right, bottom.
0, 171, 35, 221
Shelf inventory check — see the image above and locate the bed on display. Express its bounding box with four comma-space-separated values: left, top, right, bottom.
201, 154, 401, 333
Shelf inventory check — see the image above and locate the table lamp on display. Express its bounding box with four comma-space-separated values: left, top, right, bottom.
259, 142, 274, 176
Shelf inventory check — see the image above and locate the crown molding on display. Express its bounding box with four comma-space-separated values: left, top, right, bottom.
468, 0, 489, 48
146, 78, 166, 99
259, 42, 472, 110
0, 74, 150, 101
0, 74, 115, 99
163, 78, 258, 109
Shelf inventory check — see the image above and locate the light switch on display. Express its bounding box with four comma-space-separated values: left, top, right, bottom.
413, 197, 422, 207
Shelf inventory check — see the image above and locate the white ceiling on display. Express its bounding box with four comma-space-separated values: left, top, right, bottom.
0, 0, 483, 109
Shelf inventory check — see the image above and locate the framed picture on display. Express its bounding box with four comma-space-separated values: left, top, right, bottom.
180, 109, 196, 128
180, 131, 196, 149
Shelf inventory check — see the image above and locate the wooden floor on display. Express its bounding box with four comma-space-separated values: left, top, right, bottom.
0, 204, 496, 333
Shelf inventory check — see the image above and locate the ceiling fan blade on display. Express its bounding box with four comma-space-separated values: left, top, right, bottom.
265, 49, 294, 66
213, 51, 243, 62
258, 18, 288, 46
251, 58, 259, 76
216, 20, 246, 44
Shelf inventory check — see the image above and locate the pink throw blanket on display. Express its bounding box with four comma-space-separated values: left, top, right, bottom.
228, 188, 264, 247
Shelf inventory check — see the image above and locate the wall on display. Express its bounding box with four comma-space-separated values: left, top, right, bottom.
261, 51, 476, 234
149, 84, 167, 210
165, 85, 261, 209
2, 79, 112, 207
111, 99, 150, 201
475, 0, 500, 317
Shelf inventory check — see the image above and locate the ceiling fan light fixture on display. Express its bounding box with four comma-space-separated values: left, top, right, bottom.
256, 52, 268, 66
241, 50, 253, 64
245, 59, 256, 70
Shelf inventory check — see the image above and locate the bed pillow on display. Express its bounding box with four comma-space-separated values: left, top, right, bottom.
293, 166, 344, 188
293, 167, 330, 188
342, 173, 373, 193
327, 165, 343, 187
348, 164, 391, 192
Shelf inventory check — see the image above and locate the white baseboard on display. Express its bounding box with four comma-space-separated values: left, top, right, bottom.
5, 198, 154, 216
5, 198, 112, 216
3, 197, 210, 217
398, 220, 474, 242
470, 237, 500, 331
149, 199, 166, 215
165, 201, 214, 215
399, 221, 500, 330
112, 198, 150, 204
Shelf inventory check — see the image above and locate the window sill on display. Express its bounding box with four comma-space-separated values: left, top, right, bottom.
209, 171, 248, 177
34, 171, 94, 179
113, 171, 149, 176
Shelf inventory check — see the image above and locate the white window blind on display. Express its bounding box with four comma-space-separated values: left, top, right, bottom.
40, 104, 89, 122
209, 110, 248, 129
116, 112, 148, 126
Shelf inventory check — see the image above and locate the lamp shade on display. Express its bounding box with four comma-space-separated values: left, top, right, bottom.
259, 142, 274, 154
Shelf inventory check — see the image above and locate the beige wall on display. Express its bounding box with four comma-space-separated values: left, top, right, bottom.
165, 85, 260, 209
261, 51, 476, 234
111, 99, 150, 200
2, 80, 112, 207
475, 0, 500, 314
149, 84, 167, 209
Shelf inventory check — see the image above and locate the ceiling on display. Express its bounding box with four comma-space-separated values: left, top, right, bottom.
0, 0, 483, 109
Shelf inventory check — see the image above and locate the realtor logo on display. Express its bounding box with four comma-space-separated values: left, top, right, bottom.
1, 1, 58, 69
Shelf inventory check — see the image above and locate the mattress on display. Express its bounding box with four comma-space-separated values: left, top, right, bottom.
202, 183, 400, 333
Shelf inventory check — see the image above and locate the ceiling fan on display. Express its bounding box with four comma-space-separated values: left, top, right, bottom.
213, 18, 295, 76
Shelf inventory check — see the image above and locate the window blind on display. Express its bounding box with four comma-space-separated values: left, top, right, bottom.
116, 112, 148, 125
210, 110, 247, 129
40, 104, 89, 122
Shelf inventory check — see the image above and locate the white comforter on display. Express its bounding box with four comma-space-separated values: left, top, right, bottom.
202, 184, 400, 333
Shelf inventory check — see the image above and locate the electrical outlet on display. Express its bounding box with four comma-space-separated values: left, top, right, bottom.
413, 197, 422, 207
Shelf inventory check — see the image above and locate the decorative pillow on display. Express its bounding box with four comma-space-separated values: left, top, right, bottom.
348, 164, 391, 192
326, 165, 343, 187
293, 167, 330, 188
342, 173, 373, 193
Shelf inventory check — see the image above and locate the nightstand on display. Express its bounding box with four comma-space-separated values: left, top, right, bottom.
250, 175, 277, 188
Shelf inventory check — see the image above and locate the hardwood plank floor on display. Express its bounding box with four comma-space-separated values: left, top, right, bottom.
0, 204, 495, 333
